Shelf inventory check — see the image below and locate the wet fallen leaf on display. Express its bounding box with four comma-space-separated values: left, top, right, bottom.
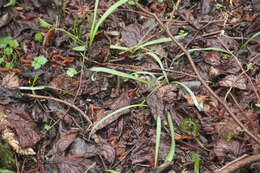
219, 75, 247, 90
121, 23, 143, 47
47, 127, 78, 156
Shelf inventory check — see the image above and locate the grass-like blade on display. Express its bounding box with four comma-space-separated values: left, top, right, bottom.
154, 116, 162, 168
192, 152, 200, 173
103, 170, 120, 173
140, 33, 187, 49
90, 67, 155, 88
175, 47, 232, 61
165, 112, 175, 162
241, 31, 260, 48
89, 103, 146, 136
89, 0, 128, 45
56, 28, 85, 45
146, 52, 169, 84
172, 81, 204, 111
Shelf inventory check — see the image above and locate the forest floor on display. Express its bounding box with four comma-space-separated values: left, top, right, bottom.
0, 0, 260, 173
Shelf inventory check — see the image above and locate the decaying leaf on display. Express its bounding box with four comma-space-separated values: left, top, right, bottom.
1, 72, 19, 89
219, 75, 247, 90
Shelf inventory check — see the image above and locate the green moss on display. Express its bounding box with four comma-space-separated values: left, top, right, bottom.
0, 139, 16, 170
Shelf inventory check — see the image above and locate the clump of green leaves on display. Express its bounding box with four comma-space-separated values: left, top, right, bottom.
66, 67, 78, 77
179, 118, 210, 151
34, 32, 44, 42
179, 118, 201, 137
0, 36, 19, 69
32, 55, 48, 69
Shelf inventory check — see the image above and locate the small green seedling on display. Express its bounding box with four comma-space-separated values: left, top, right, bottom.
66, 68, 78, 77
43, 124, 52, 131
246, 63, 253, 70
179, 118, 210, 151
215, 3, 222, 9
0, 36, 19, 69
32, 55, 48, 69
226, 131, 235, 141
34, 32, 44, 42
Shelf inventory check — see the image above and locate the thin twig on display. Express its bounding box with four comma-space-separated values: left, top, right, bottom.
22, 93, 92, 125
135, 0, 260, 145
216, 154, 260, 173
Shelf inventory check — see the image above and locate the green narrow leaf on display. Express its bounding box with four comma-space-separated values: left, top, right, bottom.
89, 0, 128, 45
139, 33, 187, 49
146, 52, 169, 84
4, 0, 16, 7
0, 169, 16, 173
89, 103, 146, 136
72, 46, 86, 52
172, 81, 204, 111
175, 47, 232, 60
38, 18, 52, 28
90, 67, 155, 88
192, 152, 200, 173
165, 112, 175, 162
241, 31, 260, 48
154, 116, 162, 168
103, 170, 120, 173
109, 45, 129, 51
56, 28, 84, 45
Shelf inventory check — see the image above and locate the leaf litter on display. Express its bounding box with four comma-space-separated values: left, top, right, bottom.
0, 0, 260, 172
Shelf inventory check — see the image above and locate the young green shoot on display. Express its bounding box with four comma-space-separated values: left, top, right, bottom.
90, 67, 156, 88
88, 0, 128, 45
154, 116, 161, 168
192, 152, 200, 173
165, 112, 175, 162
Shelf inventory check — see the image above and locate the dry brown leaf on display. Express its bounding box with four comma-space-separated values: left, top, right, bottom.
1, 72, 20, 89
2, 128, 35, 155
